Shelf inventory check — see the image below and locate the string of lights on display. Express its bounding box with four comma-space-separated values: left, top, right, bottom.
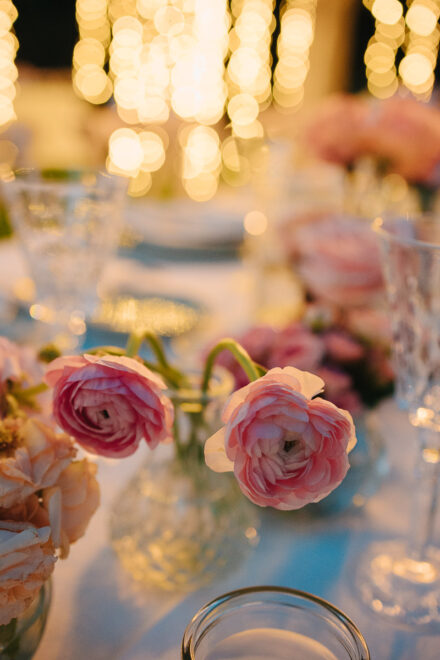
0, 1, 18, 129
364, 0, 440, 99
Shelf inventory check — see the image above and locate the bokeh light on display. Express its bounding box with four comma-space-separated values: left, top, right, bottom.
0, 1, 17, 129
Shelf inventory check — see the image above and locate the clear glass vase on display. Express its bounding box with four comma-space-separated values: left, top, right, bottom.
0, 581, 52, 660
110, 371, 260, 591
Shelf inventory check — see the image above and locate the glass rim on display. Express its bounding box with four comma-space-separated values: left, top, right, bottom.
1, 167, 125, 193
372, 215, 440, 252
182, 585, 370, 660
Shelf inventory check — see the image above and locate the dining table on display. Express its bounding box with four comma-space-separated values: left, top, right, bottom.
1, 197, 439, 660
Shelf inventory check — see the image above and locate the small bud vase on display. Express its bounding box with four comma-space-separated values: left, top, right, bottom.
0, 580, 52, 660
109, 370, 260, 591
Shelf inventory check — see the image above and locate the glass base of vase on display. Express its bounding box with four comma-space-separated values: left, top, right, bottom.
356, 540, 440, 630
110, 453, 260, 592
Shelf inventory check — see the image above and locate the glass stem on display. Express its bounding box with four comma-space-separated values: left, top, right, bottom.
407, 427, 440, 562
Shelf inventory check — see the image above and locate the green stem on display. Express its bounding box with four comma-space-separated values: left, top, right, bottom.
15, 383, 48, 397
125, 332, 190, 389
125, 333, 143, 358
202, 338, 260, 394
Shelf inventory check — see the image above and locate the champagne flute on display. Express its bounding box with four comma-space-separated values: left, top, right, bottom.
357, 214, 440, 628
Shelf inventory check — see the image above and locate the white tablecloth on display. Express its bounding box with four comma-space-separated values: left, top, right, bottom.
32, 401, 440, 660
1, 238, 439, 659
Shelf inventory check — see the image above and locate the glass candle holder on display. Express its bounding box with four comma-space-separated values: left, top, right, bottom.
181, 586, 370, 660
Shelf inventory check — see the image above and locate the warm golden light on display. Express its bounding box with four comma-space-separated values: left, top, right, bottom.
0, 1, 17, 129
244, 209, 268, 235
372, 0, 403, 25
406, 3, 438, 37
400, 51, 433, 85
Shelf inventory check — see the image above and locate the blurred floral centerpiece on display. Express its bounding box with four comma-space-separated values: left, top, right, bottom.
41, 331, 357, 590
0, 338, 99, 657
304, 93, 440, 212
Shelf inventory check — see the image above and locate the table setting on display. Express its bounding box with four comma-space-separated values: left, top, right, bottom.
1, 2, 440, 659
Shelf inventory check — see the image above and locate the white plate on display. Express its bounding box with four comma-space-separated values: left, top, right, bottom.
124, 195, 248, 249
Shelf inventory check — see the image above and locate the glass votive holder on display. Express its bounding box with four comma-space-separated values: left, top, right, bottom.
182, 586, 370, 660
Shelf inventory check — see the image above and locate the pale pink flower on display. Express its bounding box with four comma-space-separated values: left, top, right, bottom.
315, 367, 363, 417
43, 459, 99, 557
296, 216, 383, 307
0, 521, 56, 625
267, 323, 324, 371
205, 367, 356, 510
366, 96, 440, 185
45, 354, 174, 458
0, 419, 75, 509
304, 94, 370, 166
323, 330, 365, 362
346, 307, 391, 346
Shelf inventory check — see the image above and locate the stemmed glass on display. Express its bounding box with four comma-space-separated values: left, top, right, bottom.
3, 169, 125, 349
357, 214, 440, 628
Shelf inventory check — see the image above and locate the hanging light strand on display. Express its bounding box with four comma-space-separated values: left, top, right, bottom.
0, 1, 18, 128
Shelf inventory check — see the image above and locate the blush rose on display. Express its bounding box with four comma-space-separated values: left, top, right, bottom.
45, 355, 174, 458
205, 367, 356, 510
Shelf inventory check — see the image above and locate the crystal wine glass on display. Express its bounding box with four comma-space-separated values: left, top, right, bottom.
357, 214, 440, 628
3, 169, 125, 349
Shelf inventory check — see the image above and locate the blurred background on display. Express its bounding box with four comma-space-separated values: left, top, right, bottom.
2, 0, 438, 197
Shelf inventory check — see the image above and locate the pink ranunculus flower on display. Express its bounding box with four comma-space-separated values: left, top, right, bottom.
267, 323, 324, 372
0, 419, 76, 509
315, 367, 363, 417
296, 216, 384, 307
304, 94, 370, 166
0, 521, 56, 625
366, 96, 440, 185
204, 367, 356, 510
45, 355, 174, 458
43, 459, 100, 557
323, 330, 365, 362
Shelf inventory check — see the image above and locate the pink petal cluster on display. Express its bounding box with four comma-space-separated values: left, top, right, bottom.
304, 93, 440, 185
205, 367, 356, 510
304, 94, 370, 166
0, 521, 56, 625
45, 354, 174, 457
267, 323, 324, 371
365, 96, 440, 185
295, 216, 383, 307
0, 419, 75, 509
43, 459, 100, 558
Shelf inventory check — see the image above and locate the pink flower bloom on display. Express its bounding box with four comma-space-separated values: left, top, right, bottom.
296, 216, 383, 307
0, 521, 56, 625
346, 307, 391, 346
323, 330, 365, 362
45, 354, 174, 458
0, 419, 75, 509
267, 323, 324, 371
315, 367, 363, 417
304, 94, 370, 166
205, 367, 356, 510
43, 459, 100, 557
366, 96, 440, 185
